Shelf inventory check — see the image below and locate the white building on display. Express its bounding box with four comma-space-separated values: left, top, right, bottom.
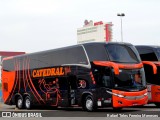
77, 20, 113, 44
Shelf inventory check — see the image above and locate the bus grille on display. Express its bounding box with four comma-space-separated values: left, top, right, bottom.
124, 95, 144, 100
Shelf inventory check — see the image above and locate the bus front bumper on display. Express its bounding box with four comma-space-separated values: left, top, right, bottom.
112, 89, 148, 108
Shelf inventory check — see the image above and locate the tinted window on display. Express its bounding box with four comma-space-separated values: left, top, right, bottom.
144, 65, 160, 85
137, 48, 158, 61
113, 69, 146, 90
27, 54, 45, 69
3, 59, 15, 71
65, 46, 88, 65
29, 46, 88, 69
156, 48, 160, 60
106, 45, 139, 63
84, 44, 109, 61
92, 67, 113, 88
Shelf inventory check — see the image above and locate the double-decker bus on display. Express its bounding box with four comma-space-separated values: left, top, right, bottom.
2, 42, 148, 111
136, 45, 160, 107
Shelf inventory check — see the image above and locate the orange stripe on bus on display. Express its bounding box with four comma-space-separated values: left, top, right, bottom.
22, 59, 26, 92
142, 61, 157, 74
93, 61, 143, 75
93, 61, 119, 75
153, 61, 160, 66
25, 58, 41, 104
27, 58, 45, 104
8, 60, 18, 103
117, 63, 143, 69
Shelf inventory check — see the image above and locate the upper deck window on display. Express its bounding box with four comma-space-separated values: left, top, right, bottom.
84, 44, 109, 62
136, 48, 158, 61
156, 48, 160, 61
106, 45, 139, 63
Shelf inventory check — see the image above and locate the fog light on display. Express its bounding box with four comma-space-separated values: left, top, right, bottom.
118, 101, 122, 104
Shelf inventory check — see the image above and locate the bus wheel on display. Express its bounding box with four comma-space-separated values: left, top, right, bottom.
155, 103, 160, 107
24, 96, 31, 109
84, 95, 96, 112
16, 96, 23, 109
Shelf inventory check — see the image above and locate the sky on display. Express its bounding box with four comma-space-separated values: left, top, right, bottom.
0, 0, 160, 53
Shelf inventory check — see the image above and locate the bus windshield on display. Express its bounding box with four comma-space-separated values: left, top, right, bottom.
113, 69, 146, 91
106, 45, 139, 63
94, 67, 146, 91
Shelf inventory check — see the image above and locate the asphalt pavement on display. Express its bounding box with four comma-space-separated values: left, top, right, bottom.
0, 102, 160, 120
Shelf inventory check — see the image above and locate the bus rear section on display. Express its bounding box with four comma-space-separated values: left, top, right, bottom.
1, 57, 17, 105
83, 43, 148, 111
136, 45, 160, 107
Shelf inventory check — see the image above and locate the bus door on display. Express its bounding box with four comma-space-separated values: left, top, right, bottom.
93, 67, 113, 106
67, 75, 78, 105
58, 76, 78, 107
58, 77, 70, 107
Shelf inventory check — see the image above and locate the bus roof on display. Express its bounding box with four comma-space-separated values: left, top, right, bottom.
4, 42, 134, 60
135, 45, 160, 49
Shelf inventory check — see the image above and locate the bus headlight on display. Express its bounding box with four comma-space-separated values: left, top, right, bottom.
106, 90, 124, 98
112, 93, 124, 98
117, 94, 125, 98
144, 93, 148, 96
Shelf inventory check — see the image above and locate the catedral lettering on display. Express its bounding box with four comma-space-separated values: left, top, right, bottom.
2, 42, 148, 112
32, 67, 64, 78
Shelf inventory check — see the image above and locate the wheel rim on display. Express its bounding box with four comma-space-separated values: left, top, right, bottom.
18, 99, 22, 108
25, 98, 30, 108
86, 98, 93, 111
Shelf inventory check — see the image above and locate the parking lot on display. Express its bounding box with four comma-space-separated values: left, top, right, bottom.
0, 103, 160, 118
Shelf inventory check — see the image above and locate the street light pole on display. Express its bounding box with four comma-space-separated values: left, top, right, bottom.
117, 13, 125, 42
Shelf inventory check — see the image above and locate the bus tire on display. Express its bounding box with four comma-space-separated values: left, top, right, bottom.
84, 95, 96, 112
24, 96, 31, 109
16, 96, 23, 109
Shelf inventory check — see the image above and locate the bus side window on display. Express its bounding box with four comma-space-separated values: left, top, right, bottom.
101, 68, 113, 88
68, 75, 78, 90
93, 67, 112, 88
102, 75, 112, 87
137, 48, 158, 61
